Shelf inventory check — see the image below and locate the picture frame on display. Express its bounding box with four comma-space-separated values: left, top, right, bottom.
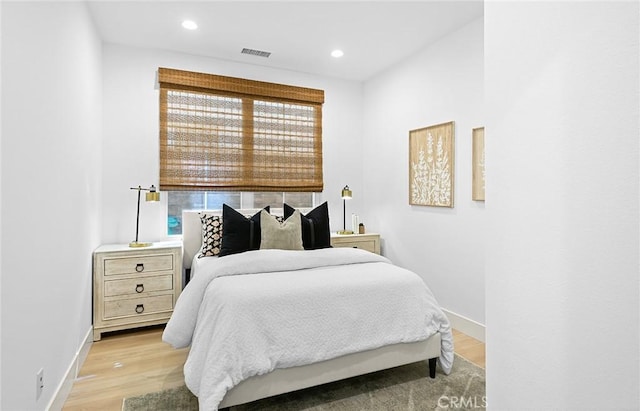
409, 121, 455, 207
472, 127, 485, 201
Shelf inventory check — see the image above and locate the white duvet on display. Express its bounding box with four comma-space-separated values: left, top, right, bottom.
163, 247, 453, 410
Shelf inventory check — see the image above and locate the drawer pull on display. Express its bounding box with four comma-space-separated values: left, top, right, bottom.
135, 284, 144, 293
135, 304, 144, 314
135, 263, 144, 272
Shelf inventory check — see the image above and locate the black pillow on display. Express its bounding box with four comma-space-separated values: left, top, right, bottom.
219, 204, 270, 257
284, 202, 331, 250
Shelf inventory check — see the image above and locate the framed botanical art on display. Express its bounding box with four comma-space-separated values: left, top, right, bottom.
409, 121, 455, 207
472, 127, 485, 201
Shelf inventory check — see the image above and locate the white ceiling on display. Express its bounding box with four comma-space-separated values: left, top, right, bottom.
87, 1, 483, 82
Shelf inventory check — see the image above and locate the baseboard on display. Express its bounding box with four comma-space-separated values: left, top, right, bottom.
47, 326, 93, 411
442, 309, 485, 343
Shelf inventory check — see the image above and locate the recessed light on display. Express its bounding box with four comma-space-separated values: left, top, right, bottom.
331, 49, 344, 58
182, 20, 198, 30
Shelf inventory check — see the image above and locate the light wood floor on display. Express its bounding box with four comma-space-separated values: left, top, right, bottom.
63, 326, 485, 410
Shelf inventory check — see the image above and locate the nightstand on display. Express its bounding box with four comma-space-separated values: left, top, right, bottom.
330, 233, 381, 255
92, 241, 182, 341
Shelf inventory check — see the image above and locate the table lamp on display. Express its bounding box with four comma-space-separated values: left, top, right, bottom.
129, 185, 160, 247
338, 185, 353, 234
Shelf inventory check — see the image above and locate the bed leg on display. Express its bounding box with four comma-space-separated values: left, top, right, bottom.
428, 357, 437, 378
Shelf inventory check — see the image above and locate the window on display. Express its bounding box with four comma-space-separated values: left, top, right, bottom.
158, 68, 324, 192
158, 68, 324, 235
167, 191, 315, 235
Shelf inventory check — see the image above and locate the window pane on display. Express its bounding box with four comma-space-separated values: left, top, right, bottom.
284, 192, 313, 208
253, 192, 283, 209
206, 192, 240, 209
167, 191, 205, 235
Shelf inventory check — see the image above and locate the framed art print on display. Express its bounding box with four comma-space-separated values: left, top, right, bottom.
472, 127, 485, 201
409, 121, 455, 207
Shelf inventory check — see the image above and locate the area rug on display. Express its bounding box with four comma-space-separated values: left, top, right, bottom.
122, 355, 485, 411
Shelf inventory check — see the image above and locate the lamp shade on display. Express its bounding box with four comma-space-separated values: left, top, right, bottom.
341, 185, 352, 199
145, 185, 160, 202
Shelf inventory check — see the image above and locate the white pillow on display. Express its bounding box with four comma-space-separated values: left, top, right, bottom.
259, 209, 304, 250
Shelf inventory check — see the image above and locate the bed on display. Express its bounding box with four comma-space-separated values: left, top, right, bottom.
163, 208, 454, 410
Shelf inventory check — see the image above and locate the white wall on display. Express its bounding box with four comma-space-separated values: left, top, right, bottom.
485, 2, 639, 409
362, 18, 485, 326
0, 1, 3, 406
0, 2, 102, 409
101, 44, 364, 244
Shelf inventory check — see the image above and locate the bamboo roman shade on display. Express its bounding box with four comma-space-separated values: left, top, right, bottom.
158, 67, 324, 192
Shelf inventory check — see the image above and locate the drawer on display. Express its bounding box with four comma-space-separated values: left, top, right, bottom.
104, 254, 173, 276
103, 294, 173, 319
333, 240, 377, 253
104, 275, 173, 297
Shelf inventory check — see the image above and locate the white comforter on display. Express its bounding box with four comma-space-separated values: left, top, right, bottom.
163, 248, 453, 410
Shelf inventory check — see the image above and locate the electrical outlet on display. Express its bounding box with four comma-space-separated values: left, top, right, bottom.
36, 368, 44, 400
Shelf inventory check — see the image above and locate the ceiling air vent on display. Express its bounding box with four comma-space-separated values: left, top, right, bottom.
241, 48, 271, 58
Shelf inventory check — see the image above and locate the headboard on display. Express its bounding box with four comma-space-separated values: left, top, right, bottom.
182, 208, 295, 269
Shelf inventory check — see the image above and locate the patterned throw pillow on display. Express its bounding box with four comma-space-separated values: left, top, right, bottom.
198, 214, 223, 258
